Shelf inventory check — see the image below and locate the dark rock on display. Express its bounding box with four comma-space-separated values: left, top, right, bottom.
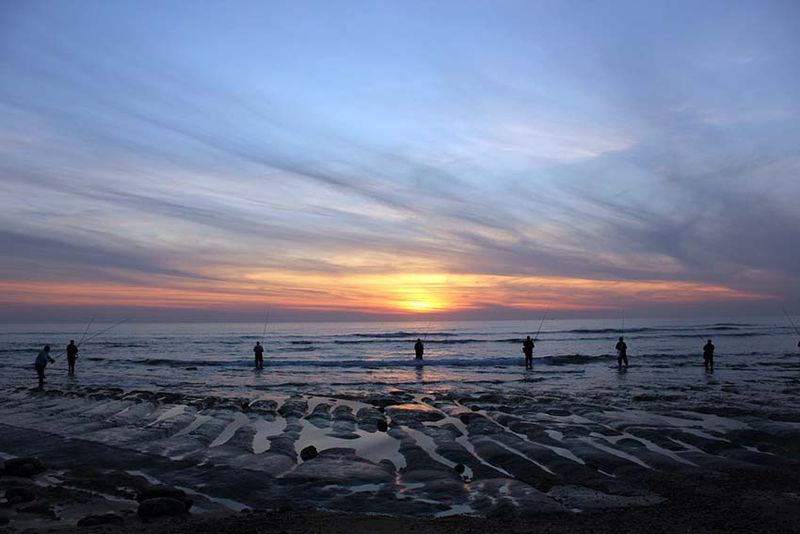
77, 512, 124, 527
300, 445, 318, 461
487, 498, 519, 518
0, 515, 9, 525
278, 398, 307, 419
471, 405, 480, 411
6, 486, 37, 504
17, 501, 57, 518
376, 419, 389, 432
3, 457, 45, 477
136, 486, 193, 511
137, 497, 189, 520
197, 396, 220, 409
384, 405, 445, 425
454, 463, 466, 475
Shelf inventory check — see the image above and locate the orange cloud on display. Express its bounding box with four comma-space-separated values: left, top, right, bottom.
0, 269, 770, 316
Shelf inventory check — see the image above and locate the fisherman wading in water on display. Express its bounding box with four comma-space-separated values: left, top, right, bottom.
522, 335, 534, 370
703, 339, 715, 371
615, 336, 628, 369
414, 338, 424, 361
66, 339, 79, 376
34, 345, 55, 389
253, 341, 264, 370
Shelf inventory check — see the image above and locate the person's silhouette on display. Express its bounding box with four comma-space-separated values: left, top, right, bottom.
414, 338, 424, 360
522, 335, 534, 370
66, 339, 78, 376
615, 336, 628, 369
35, 345, 55, 389
253, 341, 264, 370
703, 339, 715, 370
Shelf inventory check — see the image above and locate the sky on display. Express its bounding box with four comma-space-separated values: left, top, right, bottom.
1, 0, 799, 322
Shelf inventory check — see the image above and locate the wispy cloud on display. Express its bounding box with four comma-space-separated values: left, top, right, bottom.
1, 0, 799, 320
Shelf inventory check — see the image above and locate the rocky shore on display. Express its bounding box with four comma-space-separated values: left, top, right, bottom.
2, 382, 800, 531
3, 464, 797, 533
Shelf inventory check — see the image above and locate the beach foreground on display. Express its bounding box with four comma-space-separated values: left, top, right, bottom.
2, 368, 799, 532
2, 462, 800, 533
2, 319, 799, 531
53, 464, 800, 533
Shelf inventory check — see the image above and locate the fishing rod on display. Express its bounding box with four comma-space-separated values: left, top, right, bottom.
422, 321, 432, 342
260, 308, 271, 344
534, 307, 549, 341
78, 317, 94, 346
79, 318, 131, 346
242, 308, 270, 408
52, 318, 130, 360
52, 317, 94, 359
783, 310, 800, 336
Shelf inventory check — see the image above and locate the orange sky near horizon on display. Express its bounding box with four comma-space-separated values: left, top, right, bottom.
0, 270, 770, 317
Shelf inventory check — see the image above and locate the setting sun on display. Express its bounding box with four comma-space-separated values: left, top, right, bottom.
401, 300, 441, 312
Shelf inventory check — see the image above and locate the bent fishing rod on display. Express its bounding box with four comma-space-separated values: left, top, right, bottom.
783, 310, 800, 336
53, 318, 131, 360
260, 308, 271, 344
534, 307, 549, 342
78, 317, 94, 346
422, 321, 432, 342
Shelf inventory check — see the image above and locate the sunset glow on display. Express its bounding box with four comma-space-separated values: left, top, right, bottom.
1, 1, 798, 321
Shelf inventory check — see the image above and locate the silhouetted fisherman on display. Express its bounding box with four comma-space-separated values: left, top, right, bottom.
66, 339, 79, 376
253, 341, 264, 370
414, 338, 424, 360
35, 345, 55, 389
522, 335, 534, 370
703, 339, 715, 370
615, 336, 628, 369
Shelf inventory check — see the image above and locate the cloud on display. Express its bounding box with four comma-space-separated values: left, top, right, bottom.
1, 0, 799, 320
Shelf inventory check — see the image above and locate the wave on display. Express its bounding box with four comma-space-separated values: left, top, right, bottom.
92, 342, 150, 348
543, 354, 616, 365
673, 332, 771, 339
121, 353, 695, 369
347, 331, 458, 339
127, 356, 524, 368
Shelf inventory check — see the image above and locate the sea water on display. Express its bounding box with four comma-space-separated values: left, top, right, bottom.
1, 317, 797, 397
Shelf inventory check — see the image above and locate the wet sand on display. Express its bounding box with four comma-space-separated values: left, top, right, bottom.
1, 379, 800, 531
18, 466, 800, 533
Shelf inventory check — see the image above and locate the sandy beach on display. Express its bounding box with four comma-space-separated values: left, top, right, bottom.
2, 354, 799, 532
39, 463, 800, 533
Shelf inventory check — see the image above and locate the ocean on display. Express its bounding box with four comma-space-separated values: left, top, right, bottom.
2, 317, 797, 395
1, 317, 799, 522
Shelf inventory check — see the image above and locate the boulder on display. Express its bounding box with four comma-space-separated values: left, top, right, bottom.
6, 486, 37, 504
77, 512, 125, 527
137, 497, 188, 520
376, 419, 389, 432
300, 445, 318, 461
454, 463, 466, 475
136, 486, 193, 511
16, 502, 57, 518
3, 457, 45, 477
486, 498, 520, 519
